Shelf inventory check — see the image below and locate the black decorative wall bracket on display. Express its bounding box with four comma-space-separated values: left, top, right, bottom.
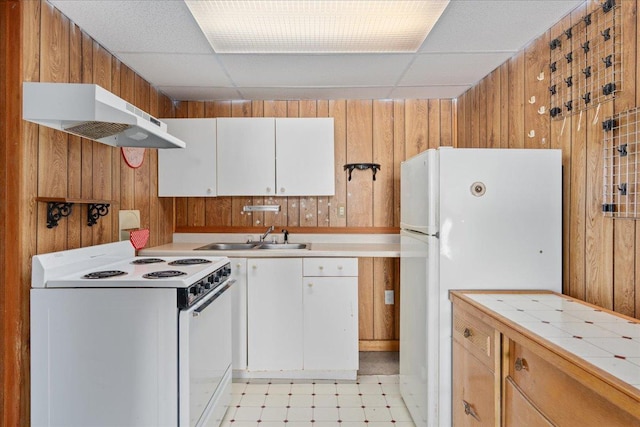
46, 202, 73, 228
37, 197, 115, 228
344, 163, 381, 181
87, 203, 111, 226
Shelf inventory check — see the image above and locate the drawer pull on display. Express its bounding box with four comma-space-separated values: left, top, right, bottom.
463, 328, 472, 338
462, 400, 481, 421
515, 357, 528, 372
319, 266, 324, 270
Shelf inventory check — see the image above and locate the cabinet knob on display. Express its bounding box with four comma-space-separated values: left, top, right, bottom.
463, 328, 472, 338
280, 187, 285, 193
462, 400, 480, 421
515, 357, 528, 372
308, 283, 313, 287
266, 187, 272, 193
236, 263, 242, 268
206, 187, 213, 194
252, 265, 257, 269
337, 265, 343, 270
318, 266, 324, 270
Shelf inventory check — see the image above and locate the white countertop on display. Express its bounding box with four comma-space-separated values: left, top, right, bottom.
465, 292, 640, 390
140, 233, 400, 258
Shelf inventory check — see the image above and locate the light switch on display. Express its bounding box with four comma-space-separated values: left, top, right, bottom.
385, 290, 394, 305
337, 204, 346, 218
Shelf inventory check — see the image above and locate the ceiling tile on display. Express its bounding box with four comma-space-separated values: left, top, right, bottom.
420, 0, 582, 53
218, 54, 414, 87
157, 86, 243, 103
115, 53, 234, 87
400, 52, 513, 86
50, 0, 212, 54
390, 85, 471, 99
237, 87, 395, 101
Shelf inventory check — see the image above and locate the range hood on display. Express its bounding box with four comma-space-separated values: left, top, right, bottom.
23, 82, 186, 149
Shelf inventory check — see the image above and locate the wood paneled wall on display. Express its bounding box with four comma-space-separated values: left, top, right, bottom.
0, 2, 176, 425
457, 0, 640, 320
172, 99, 457, 349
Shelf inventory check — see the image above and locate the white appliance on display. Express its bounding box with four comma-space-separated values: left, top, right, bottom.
30, 241, 233, 427
399, 147, 562, 427
22, 82, 186, 149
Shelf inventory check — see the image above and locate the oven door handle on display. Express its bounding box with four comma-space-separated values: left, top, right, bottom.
193, 279, 235, 316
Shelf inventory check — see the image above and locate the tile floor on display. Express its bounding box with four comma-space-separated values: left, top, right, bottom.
221, 375, 416, 427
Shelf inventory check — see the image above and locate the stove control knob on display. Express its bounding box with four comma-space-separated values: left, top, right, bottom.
208, 274, 215, 283
203, 282, 212, 290
189, 286, 198, 296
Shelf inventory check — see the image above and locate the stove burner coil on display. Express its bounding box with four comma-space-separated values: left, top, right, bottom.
143, 270, 188, 279
82, 270, 127, 279
168, 258, 212, 266
130, 258, 165, 265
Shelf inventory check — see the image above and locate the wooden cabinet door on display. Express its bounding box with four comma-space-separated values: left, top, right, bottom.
275, 118, 334, 196
159, 118, 216, 196
216, 117, 275, 196
303, 276, 358, 370
452, 340, 497, 427
230, 258, 247, 370
247, 258, 303, 371
504, 378, 553, 427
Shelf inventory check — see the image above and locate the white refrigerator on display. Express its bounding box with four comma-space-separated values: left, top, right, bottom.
399, 147, 562, 427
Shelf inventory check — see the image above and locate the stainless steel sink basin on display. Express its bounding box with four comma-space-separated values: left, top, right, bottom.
256, 243, 308, 250
194, 242, 309, 250
195, 243, 258, 250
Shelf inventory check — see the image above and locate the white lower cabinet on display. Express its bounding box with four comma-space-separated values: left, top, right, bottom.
230, 258, 247, 371
303, 276, 358, 371
247, 258, 303, 371
244, 257, 358, 379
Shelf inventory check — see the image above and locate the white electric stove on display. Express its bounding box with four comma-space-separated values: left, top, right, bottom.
31, 241, 234, 427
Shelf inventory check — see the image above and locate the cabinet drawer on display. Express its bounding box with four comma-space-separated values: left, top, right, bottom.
453, 311, 495, 370
504, 377, 553, 427
303, 258, 358, 276
509, 341, 638, 427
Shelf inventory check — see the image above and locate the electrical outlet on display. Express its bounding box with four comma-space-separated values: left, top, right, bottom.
384, 290, 394, 305
337, 203, 346, 218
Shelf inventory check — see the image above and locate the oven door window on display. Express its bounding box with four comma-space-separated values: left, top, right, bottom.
179, 284, 232, 427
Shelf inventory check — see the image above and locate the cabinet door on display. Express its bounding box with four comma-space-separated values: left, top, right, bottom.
247, 258, 303, 371
303, 277, 358, 370
452, 340, 497, 427
217, 118, 275, 196
230, 258, 247, 370
159, 118, 216, 196
275, 118, 335, 196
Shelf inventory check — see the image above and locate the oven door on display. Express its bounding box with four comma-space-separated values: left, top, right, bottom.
179, 280, 234, 427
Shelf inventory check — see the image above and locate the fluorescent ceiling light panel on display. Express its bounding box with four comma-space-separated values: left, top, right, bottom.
185, 0, 450, 53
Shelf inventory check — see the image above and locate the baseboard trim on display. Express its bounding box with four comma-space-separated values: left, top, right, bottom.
359, 340, 399, 351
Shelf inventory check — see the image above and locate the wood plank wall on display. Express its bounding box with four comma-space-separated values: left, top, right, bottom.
172, 99, 456, 349
457, 0, 640, 320
0, 2, 177, 425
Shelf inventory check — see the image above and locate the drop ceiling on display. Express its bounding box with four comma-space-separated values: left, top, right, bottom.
48, 0, 583, 101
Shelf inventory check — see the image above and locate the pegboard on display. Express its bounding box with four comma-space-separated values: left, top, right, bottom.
602, 108, 640, 218
549, 0, 621, 120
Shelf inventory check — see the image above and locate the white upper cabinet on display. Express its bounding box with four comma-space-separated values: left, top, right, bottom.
158, 118, 217, 197
216, 118, 276, 196
275, 118, 335, 196
216, 117, 334, 196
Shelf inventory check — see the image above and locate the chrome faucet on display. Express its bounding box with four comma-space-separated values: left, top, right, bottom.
260, 225, 275, 242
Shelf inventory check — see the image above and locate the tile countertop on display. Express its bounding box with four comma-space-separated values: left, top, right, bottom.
454, 291, 640, 392
139, 233, 400, 258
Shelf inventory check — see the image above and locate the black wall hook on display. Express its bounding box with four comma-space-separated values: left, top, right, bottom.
344, 163, 381, 181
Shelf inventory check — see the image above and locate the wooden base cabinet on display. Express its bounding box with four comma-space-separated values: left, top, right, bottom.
450, 291, 640, 427
452, 309, 500, 427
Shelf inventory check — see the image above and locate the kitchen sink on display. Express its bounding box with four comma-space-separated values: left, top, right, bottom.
194, 242, 309, 250
255, 243, 308, 250
195, 243, 258, 250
